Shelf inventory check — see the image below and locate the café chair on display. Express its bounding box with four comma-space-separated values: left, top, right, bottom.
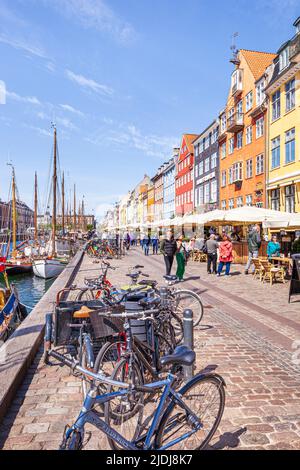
260, 259, 286, 286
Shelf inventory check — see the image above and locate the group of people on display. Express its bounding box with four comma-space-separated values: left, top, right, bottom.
160, 230, 187, 281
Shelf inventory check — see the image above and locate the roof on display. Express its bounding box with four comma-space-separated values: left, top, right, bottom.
240, 49, 276, 81
182, 134, 198, 153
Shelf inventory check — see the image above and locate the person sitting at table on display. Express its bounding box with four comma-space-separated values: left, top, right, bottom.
267, 235, 281, 259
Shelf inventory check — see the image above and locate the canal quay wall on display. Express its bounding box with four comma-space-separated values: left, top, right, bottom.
0, 249, 85, 423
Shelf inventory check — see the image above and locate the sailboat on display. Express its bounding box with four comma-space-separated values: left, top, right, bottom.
4, 165, 33, 276
32, 126, 69, 279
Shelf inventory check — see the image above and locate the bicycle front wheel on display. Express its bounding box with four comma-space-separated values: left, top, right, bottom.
173, 290, 204, 327
155, 374, 225, 450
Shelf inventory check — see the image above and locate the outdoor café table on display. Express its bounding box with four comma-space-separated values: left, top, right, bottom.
269, 257, 293, 276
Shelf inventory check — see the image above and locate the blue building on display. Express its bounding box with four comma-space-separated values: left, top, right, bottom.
163, 148, 179, 220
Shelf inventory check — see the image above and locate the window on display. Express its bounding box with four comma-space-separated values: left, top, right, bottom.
285, 128, 295, 164
204, 183, 210, 203
221, 114, 226, 133
279, 47, 289, 71
256, 117, 264, 138
256, 154, 264, 175
256, 79, 265, 106
199, 161, 204, 175
221, 170, 226, 187
246, 91, 253, 112
285, 185, 295, 213
221, 142, 226, 159
211, 180, 217, 203
199, 186, 204, 205
237, 100, 243, 118
195, 164, 199, 178
286, 79, 295, 112
229, 167, 233, 184
232, 162, 243, 182
272, 90, 281, 121
271, 189, 280, 211
246, 126, 252, 145
211, 152, 217, 169
204, 137, 209, 150
229, 137, 234, 154
236, 196, 243, 208
246, 195, 253, 206
204, 158, 210, 172
271, 136, 280, 169
246, 159, 253, 178
229, 198, 234, 209
237, 131, 243, 149
221, 200, 226, 210
228, 107, 234, 121
200, 140, 204, 153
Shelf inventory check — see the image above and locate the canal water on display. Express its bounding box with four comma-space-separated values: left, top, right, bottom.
0, 274, 55, 312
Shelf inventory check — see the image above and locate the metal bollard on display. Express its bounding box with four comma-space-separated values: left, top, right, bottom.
183, 309, 194, 380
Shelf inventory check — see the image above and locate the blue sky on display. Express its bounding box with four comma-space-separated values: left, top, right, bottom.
0, 0, 299, 219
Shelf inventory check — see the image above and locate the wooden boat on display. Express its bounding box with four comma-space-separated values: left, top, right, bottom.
32, 126, 69, 279
32, 257, 68, 279
4, 260, 33, 276
0, 283, 27, 345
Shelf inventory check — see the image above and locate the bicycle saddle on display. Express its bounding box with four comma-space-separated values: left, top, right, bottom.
163, 275, 177, 282
160, 345, 195, 367
73, 306, 94, 319
138, 279, 158, 287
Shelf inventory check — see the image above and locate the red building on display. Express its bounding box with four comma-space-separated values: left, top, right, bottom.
175, 134, 198, 216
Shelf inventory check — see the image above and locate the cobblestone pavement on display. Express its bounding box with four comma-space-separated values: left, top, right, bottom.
1, 248, 300, 450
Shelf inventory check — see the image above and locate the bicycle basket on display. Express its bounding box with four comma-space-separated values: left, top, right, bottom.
89, 307, 124, 339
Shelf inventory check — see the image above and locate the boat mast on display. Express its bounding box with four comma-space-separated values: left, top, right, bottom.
62, 172, 65, 235
12, 167, 17, 257
52, 126, 57, 256
73, 184, 76, 231
82, 198, 85, 231
34, 172, 38, 241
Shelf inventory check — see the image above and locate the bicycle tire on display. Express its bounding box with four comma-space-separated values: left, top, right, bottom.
155, 373, 225, 450
173, 289, 204, 327
104, 357, 145, 450
75, 289, 95, 301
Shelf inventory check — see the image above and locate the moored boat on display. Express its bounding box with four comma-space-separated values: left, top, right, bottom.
32, 257, 67, 279
0, 278, 27, 345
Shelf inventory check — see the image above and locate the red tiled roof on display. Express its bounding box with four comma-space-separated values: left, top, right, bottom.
240, 49, 276, 81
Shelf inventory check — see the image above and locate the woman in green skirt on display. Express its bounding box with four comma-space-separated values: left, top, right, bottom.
176, 236, 186, 282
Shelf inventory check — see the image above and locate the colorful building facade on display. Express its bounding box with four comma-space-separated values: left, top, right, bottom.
193, 120, 219, 213
265, 18, 300, 213
175, 134, 198, 216
219, 49, 276, 210
163, 149, 179, 220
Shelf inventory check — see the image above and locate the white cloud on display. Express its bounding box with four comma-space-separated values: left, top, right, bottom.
6, 90, 41, 105
59, 103, 85, 117
0, 33, 47, 59
24, 124, 52, 137
45, 0, 136, 45
66, 69, 114, 97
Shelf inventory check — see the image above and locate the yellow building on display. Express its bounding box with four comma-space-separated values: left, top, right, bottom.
265, 17, 300, 214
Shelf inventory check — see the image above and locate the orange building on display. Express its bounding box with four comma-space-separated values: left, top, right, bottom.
219, 49, 276, 210
175, 134, 198, 216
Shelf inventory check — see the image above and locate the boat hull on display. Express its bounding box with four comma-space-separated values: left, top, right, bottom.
0, 289, 28, 344
5, 263, 33, 276
32, 259, 66, 279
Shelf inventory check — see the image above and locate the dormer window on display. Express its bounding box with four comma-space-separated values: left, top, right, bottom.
279, 47, 289, 71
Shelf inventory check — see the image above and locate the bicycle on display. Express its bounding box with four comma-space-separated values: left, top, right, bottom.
48, 346, 226, 450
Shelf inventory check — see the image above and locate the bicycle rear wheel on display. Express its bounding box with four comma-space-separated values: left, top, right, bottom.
173, 290, 204, 327
155, 374, 225, 450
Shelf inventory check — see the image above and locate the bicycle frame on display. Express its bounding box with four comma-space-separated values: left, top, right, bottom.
64, 373, 203, 450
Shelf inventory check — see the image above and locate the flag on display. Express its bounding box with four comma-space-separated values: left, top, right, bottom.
0, 257, 6, 273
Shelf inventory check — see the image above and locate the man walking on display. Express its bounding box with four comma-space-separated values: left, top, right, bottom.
245, 224, 261, 274
160, 230, 177, 276
152, 233, 159, 255
206, 234, 219, 274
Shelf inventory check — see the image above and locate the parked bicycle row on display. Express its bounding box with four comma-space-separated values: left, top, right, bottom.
43, 255, 225, 451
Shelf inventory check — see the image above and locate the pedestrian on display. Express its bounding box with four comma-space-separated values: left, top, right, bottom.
267, 234, 281, 259
245, 224, 261, 274
217, 234, 233, 277
206, 234, 219, 274
152, 233, 159, 255
143, 234, 150, 256
176, 235, 187, 282
160, 230, 177, 276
